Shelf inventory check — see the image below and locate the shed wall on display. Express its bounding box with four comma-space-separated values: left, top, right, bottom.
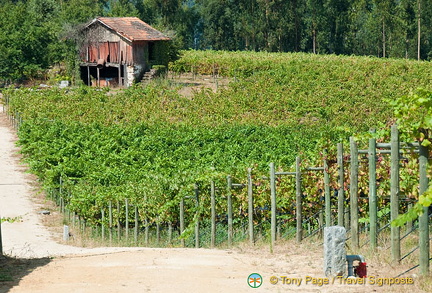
80, 22, 142, 66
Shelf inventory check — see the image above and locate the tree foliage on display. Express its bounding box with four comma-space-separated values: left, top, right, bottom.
1, 0, 432, 83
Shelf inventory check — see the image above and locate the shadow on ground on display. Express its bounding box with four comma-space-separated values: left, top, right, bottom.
0, 255, 51, 293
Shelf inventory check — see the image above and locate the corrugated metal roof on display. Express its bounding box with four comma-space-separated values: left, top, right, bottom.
89, 17, 170, 42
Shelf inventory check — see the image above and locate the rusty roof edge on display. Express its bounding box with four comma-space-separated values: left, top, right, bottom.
84, 17, 170, 42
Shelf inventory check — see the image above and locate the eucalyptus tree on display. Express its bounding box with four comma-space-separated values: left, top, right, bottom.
107, 0, 140, 17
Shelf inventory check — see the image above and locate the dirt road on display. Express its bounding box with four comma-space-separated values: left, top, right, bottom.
0, 98, 426, 293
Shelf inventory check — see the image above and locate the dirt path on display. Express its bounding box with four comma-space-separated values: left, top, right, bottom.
0, 101, 143, 258
0, 96, 425, 293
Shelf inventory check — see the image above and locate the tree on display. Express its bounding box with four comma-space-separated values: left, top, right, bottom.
256, 0, 299, 52
59, 0, 104, 25
304, 0, 336, 54
417, 0, 432, 60
144, 0, 182, 26
197, 0, 239, 50
107, 0, 139, 17
324, 0, 352, 54
0, 0, 58, 82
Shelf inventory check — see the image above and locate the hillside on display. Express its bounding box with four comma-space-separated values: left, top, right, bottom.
170, 51, 432, 129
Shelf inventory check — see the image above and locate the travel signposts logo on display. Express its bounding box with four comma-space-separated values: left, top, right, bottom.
248, 273, 263, 288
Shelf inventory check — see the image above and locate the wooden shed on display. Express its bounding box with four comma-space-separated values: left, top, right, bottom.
79, 17, 170, 87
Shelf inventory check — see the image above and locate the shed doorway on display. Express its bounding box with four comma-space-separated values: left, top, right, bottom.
80, 65, 125, 87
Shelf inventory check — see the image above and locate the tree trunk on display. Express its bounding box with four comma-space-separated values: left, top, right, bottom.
382, 19, 386, 58
418, 0, 421, 60
313, 28, 316, 54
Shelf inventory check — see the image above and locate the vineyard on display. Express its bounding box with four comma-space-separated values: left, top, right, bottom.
2, 50, 432, 253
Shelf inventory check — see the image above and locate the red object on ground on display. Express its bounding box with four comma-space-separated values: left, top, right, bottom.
356, 262, 367, 278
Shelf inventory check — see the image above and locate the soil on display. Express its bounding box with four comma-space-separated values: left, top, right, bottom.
171, 72, 231, 97
0, 93, 428, 293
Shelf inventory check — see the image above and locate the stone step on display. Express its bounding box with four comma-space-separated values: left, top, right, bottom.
141, 69, 158, 82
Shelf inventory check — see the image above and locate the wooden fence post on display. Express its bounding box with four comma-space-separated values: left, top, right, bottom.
337, 143, 345, 227
296, 156, 302, 243
419, 143, 429, 274
369, 138, 377, 250
350, 137, 359, 250
247, 168, 254, 245
390, 125, 400, 262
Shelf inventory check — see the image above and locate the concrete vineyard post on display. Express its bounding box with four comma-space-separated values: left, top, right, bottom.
156, 220, 160, 245
419, 144, 429, 275
406, 202, 413, 233
168, 222, 172, 244
324, 150, 331, 227
125, 198, 129, 241
101, 208, 105, 241
144, 195, 149, 245
117, 200, 121, 242
109, 201, 113, 243
296, 156, 302, 243
270, 163, 276, 247
337, 143, 345, 227
227, 176, 233, 247
180, 198, 185, 247
134, 206, 139, 245
369, 138, 377, 250
247, 168, 254, 245
144, 218, 149, 245
350, 137, 359, 249
195, 184, 200, 249
211, 180, 216, 248
319, 210, 324, 238
390, 125, 400, 262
